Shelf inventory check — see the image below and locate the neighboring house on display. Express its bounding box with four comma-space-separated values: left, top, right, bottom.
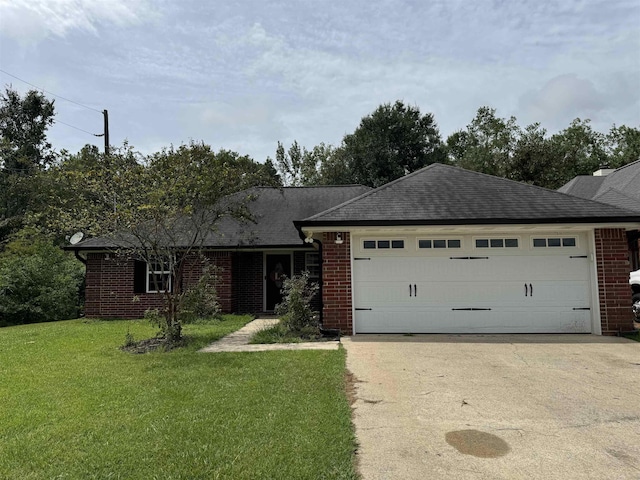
558, 160, 640, 270
70, 164, 640, 335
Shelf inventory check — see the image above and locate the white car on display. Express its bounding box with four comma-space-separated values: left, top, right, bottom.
632, 269, 640, 300
632, 270, 640, 328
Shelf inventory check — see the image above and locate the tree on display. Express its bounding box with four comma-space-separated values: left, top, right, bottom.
506, 123, 556, 186
0, 87, 56, 244
447, 106, 520, 178
546, 119, 608, 189
341, 101, 445, 187
0, 230, 84, 327
605, 124, 640, 168
41, 141, 272, 343
272, 141, 333, 186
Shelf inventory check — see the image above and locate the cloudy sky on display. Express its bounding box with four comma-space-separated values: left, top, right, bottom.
1, 0, 638, 162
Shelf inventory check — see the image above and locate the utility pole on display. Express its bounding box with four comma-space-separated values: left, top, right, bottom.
103, 109, 110, 155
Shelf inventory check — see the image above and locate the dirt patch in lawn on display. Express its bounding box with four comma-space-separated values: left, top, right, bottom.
120, 336, 188, 354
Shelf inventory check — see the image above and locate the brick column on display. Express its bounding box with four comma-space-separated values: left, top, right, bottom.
322, 232, 353, 334
595, 228, 633, 334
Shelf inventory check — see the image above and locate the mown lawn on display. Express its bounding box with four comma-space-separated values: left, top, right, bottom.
0, 317, 357, 479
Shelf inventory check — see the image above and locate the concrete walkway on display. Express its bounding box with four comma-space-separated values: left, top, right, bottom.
199, 318, 340, 352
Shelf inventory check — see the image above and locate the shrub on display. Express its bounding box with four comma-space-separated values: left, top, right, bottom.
275, 271, 319, 334
0, 231, 84, 327
179, 263, 221, 324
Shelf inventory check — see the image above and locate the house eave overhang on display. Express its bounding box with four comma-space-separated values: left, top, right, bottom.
294, 217, 640, 233
63, 243, 313, 252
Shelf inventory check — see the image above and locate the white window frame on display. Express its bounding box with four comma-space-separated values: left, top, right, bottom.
147, 259, 172, 293
473, 237, 521, 249
305, 251, 320, 279
531, 236, 578, 248
362, 239, 406, 250
417, 238, 463, 249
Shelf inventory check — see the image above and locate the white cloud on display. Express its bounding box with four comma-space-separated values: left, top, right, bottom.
0, 0, 153, 45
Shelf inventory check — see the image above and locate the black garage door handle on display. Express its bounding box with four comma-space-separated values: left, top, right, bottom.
452, 308, 492, 311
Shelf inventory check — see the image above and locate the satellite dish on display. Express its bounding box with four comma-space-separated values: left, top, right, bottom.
69, 232, 84, 245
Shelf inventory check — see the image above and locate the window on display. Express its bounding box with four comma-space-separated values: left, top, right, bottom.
362, 239, 405, 250
305, 252, 320, 278
532, 237, 577, 248
147, 258, 171, 293
475, 238, 519, 248
418, 238, 462, 249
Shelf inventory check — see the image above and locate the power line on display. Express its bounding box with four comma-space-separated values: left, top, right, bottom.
0, 68, 103, 114
53, 119, 103, 137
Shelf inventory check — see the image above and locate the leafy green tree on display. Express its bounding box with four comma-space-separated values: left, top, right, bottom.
0, 87, 56, 244
605, 125, 640, 168
506, 123, 555, 186
41, 141, 273, 343
547, 118, 608, 188
272, 141, 334, 186
341, 101, 445, 187
447, 106, 520, 178
0, 230, 84, 327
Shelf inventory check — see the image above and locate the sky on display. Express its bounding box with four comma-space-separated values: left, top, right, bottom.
0, 0, 639, 163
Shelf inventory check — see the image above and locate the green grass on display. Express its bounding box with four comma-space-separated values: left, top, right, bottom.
623, 330, 640, 342
0, 317, 357, 479
250, 323, 304, 344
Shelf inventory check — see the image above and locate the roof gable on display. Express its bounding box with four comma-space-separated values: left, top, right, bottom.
558, 160, 640, 213
301, 163, 640, 225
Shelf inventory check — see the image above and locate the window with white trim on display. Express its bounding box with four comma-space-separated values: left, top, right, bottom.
147, 258, 172, 293
363, 239, 405, 249
418, 239, 461, 249
305, 252, 320, 278
532, 237, 577, 248
475, 238, 519, 248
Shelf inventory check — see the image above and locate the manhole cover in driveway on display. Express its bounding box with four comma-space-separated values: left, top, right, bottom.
445, 429, 511, 458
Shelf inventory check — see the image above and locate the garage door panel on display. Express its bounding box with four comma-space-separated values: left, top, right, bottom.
355, 307, 592, 334
353, 236, 593, 334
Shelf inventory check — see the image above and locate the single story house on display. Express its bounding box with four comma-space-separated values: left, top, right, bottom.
558, 160, 640, 271
69, 164, 640, 335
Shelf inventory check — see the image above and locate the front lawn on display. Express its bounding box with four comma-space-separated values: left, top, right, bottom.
0, 317, 357, 479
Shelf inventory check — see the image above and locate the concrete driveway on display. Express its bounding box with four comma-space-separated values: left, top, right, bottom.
343, 334, 640, 480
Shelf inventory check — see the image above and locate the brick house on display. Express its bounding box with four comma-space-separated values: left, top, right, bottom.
70, 164, 640, 335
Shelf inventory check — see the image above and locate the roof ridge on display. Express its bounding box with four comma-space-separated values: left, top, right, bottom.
593, 186, 640, 208
303, 163, 442, 221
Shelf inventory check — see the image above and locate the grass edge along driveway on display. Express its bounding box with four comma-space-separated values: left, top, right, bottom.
0, 317, 357, 479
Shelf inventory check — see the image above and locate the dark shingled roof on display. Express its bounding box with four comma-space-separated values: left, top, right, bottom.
558, 160, 640, 213
557, 176, 605, 199
298, 163, 640, 226
70, 185, 371, 250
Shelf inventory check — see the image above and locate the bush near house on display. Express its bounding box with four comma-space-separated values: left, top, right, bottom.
0, 232, 84, 327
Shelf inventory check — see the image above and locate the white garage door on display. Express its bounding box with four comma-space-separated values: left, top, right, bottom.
353, 234, 593, 334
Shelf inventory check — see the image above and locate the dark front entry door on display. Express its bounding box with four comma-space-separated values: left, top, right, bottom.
265, 254, 291, 311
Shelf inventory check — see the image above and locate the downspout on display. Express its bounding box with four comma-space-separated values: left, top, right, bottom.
73, 249, 87, 265
313, 238, 324, 326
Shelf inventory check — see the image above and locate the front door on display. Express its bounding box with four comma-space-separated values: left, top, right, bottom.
265, 254, 291, 311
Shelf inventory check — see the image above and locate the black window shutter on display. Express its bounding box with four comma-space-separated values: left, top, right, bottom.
134, 260, 147, 294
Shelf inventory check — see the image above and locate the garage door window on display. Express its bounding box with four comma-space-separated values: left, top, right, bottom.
532, 237, 577, 248
363, 239, 405, 249
475, 238, 519, 248
418, 239, 461, 249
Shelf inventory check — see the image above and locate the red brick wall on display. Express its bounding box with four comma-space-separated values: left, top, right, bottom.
84, 251, 234, 318
235, 252, 264, 313
595, 228, 634, 334
321, 232, 352, 334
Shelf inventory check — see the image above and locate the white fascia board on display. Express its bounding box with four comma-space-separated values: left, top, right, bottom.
305, 223, 640, 236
